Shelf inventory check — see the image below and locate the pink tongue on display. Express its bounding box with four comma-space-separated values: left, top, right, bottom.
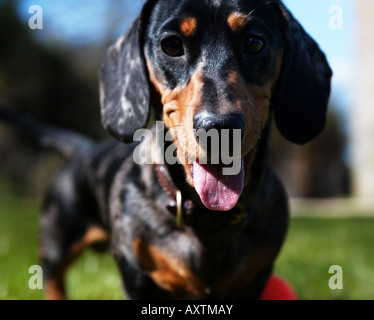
193, 160, 244, 211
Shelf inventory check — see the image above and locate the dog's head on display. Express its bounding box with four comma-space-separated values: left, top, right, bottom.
99, 0, 332, 211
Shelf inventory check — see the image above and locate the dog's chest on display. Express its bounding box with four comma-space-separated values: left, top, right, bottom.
131, 227, 278, 299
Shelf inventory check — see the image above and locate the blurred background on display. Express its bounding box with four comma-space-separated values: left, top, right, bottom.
0, 0, 373, 300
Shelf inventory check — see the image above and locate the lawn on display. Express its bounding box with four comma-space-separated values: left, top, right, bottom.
0, 196, 373, 300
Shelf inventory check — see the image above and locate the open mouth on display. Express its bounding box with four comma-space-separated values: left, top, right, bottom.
172, 126, 246, 212
192, 158, 244, 211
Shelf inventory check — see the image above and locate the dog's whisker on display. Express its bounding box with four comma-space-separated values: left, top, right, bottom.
246, 1, 273, 18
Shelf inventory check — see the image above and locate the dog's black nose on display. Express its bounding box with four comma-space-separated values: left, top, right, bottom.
193, 111, 244, 158
193, 111, 245, 140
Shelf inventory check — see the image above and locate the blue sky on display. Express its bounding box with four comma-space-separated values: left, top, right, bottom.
16, 0, 355, 117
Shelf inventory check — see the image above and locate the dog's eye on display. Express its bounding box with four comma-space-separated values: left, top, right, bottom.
244, 35, 265, 54
161, 36, 185, 57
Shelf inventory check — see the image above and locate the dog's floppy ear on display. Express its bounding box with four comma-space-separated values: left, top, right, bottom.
99, 1, 156, 143
273, 2, 333, 144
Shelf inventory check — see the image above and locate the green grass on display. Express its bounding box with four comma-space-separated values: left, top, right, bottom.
1, 196, 373, 300
275, 217, 374, 300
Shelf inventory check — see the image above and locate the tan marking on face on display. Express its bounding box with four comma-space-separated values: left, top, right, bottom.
147, 60, 204, 184
227, 62, 283, 185
133, 238, 206, 299
162, 72, 205, 185
227, 12, 248, 32
228, 70, 271, 151
180, 17, 197, 37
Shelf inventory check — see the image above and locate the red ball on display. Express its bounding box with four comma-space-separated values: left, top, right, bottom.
260, 275, 298, 300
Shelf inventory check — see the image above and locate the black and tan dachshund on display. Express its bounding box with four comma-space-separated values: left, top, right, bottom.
0, 0, 332, 299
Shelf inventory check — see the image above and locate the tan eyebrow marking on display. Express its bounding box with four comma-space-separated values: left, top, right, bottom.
179, 17, 197, 37
227, 12, 248, 32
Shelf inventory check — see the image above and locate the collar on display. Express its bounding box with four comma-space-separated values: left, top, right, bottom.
153, 163, 194, 228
